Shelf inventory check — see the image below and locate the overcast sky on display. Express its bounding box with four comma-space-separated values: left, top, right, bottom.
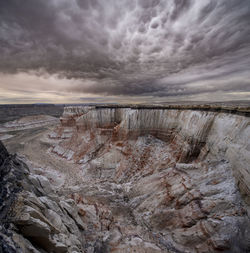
0, 0, 250, 104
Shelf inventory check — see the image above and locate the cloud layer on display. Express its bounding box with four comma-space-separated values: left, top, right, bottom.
0, 0, 250, 102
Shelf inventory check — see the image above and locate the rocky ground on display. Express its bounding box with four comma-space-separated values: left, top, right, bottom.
0, 140, 86, 253
0, 105, 250, 253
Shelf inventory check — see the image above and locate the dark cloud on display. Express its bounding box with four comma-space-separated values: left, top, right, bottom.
0, 0, 250, 100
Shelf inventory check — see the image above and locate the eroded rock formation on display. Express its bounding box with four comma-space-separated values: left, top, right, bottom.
0, 141, 85, 252
55, 105, 250, 202
50, 105, 250, 252
1, 105, 250, 253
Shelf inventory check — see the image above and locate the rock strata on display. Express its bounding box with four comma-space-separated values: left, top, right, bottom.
56, 106, 250, 202
1, 104, 250, 253
0, 104, 64, 124
50, 105, 250, 253
0, 115, 59, 133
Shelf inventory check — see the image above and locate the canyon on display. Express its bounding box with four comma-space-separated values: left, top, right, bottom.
0, 104, 250, 253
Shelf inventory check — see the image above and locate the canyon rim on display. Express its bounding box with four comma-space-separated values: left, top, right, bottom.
0, 104, 250, 253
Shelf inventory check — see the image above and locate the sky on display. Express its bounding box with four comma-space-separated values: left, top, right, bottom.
0, 0, 250, 104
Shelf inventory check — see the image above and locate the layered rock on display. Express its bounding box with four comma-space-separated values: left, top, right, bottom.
49, 105, 250, 253
56, 106, 250, 202
0, 104, 64, 124
0, 115, 59, 133
1, 104, 250, 253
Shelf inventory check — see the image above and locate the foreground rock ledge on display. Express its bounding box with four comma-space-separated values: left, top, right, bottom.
0, 141, 85, 253
1, 104, 250, 253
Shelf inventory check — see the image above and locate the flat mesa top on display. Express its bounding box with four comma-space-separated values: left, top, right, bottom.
0, 102, 249, 115
83, 102, 250, 116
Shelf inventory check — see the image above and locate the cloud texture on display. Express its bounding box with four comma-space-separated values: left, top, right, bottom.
0, 0, 250, 101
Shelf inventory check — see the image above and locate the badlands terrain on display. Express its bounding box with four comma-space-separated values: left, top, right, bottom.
0, 103, 250, 253
0, 104, 64, 124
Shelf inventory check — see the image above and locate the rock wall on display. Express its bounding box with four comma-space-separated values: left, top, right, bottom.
58, 106, 250, 202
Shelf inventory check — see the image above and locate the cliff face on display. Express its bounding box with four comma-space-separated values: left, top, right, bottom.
48, 105, 250, 253
57, 106, 250, 202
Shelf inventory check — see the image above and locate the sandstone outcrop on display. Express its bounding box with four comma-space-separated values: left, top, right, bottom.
1, 104, 250, 253
56, 105, 250, 203
49, 105, 250, 253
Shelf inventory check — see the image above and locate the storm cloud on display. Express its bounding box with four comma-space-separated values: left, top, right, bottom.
0, 0, 250, 101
